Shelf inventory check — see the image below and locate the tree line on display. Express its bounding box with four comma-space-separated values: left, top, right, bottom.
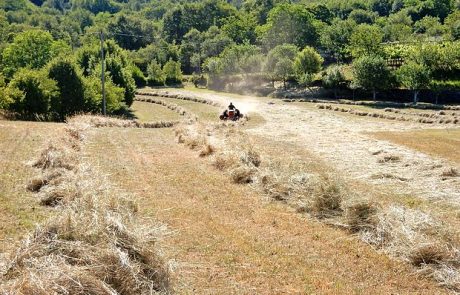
0, 0, 459, 120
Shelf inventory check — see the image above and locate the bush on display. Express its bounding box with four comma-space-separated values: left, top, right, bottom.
105, 57, 136, 107
163, 59, 182, 85
83, 75, 124, 114
130, 64, 146, 87
47, 58, 87, 120
147, 60, 165, 86
5, 69, 58, 119
322, 65, 346, 98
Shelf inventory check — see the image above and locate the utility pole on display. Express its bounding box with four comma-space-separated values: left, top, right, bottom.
100, 31, 106, 116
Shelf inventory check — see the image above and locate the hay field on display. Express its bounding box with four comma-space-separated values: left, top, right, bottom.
0, 88, 459, 293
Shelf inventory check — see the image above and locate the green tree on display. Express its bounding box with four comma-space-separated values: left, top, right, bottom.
293, 46, 323, 87
445, 11, 460, 40
274, 58, 294, 89
349, 24, 384, 57
47, 57, 87, 120
222, 13, 257, 44
107, 14, 155, 50
320, 18, 356, 61
5, 68, 58, 119
257, 4, 318, 49
397, 61, 431, 104
348, 9, 377, 24
147, 60, 165, 86
352, 55, 392, 100
414, 16, 445, 38
163, 59, 182, 85
265, 44, 298, 85
322, 66, 346, 98
1, 30, 55, 78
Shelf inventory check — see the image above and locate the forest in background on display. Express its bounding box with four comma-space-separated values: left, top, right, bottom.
0, 0, 459, 120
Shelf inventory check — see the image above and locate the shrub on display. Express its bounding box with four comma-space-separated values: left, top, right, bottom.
47, 58, 87, 120
322, 65, 346, 98
83, 75, 125, 114
130, 64, 146, 87
105, 57, 136, 106
163, 59, 182, 85
5, 69, 59, 119
147, 60, 165, 86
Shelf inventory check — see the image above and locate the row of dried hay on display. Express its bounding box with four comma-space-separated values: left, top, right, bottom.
136, 90, 222, 108
317, 104, 459, 125
0, 117, 170, 294
68, 114, 179, 129
175, 121, 460, 291
136, 95, 199, 122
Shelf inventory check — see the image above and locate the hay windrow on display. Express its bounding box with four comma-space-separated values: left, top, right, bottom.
1, 116, 171, 294
67, 115, 180, 129
174, 118, 460, 291
316, 104, 460, 125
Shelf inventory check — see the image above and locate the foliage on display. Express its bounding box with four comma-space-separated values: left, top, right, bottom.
147, 60, 165, 86
257, 4, 318, 50
349, 24, 384, 58
5, 68, 58, 118
398, 61, 431, 103
265, 44, 298, 80
163, 59, 182, 85
352, 55, 392, 99
293, 46, 323, 85
130, 64, 146, 87
274, 58, 294, 89
47, 57, 87, 120
1, 30, 55, 78
322, 65, 346, 97
320, 18, 356, 61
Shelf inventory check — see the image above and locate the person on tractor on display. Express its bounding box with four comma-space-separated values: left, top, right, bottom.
220, 102, 242, 121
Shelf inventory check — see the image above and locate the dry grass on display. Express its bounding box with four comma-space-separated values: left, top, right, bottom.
346, 202, 378, 232
0, 116, 170, 294
68, 115, 179, 129
78, 117, 450, 293
0, 121, 59, 253
372, 129, 460, 164
173, 119, 460, 291
316, 104, 460, 125
310, 178, 344, 219
135, 95, 198, 122
378, 154, 402, 163
441, 167, 459, 177
131, 100, 183, 122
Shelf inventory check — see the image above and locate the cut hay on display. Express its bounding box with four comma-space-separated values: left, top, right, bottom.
67, 115, 179, 129
310, 178, 344, 218
230, 165, 256, 184
1, 118, 171, 294
345, 202, 378, 232
441, 168, 459, 178
199, 144, 215, 157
